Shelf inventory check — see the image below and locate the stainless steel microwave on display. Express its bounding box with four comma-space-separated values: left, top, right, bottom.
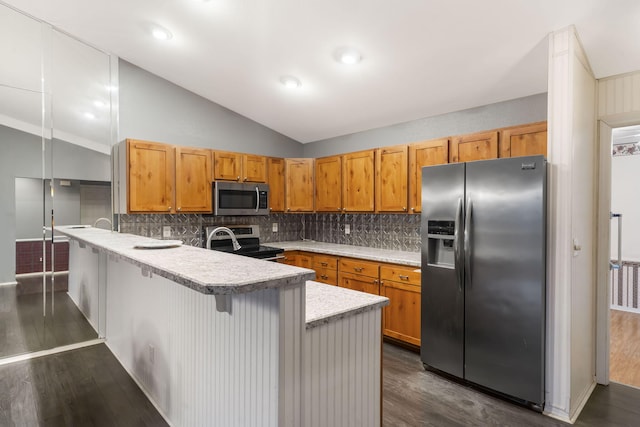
213, 182, 270, 216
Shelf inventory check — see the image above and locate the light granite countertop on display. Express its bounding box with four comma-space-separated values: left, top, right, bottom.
269, 241, 421, 267
55, 226, 315, 295
305, 281, 389, 329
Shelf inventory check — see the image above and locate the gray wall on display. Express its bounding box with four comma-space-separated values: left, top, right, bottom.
0, 125, 110, 283
303, 93, 548, 158
119, 60, 304, 158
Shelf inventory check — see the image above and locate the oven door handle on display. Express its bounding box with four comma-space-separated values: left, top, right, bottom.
262, 255, 285, 261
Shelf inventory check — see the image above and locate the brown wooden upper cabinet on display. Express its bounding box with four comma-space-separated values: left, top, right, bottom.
213, 150, 267, 183
408, 138, 449, 213
499, 121, 547, 158
315, 155, 342, 212
175, 146, 212, 213
375, 145, 408, 213
267, 157, 285, 212
285, 158, 314, 212
449, 131, 499, 163
127, 139, 175, 213
343, 149, 375, 212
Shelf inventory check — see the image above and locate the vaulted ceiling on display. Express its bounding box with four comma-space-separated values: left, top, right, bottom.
5, 0, 640, 143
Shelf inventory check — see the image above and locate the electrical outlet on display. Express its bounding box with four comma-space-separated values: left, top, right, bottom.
345, 224, 351, 235
272, 223, 278, 232
162, 226, 171, 238
148, 344, 155, 364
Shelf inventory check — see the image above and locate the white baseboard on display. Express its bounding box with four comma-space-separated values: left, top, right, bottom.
611, 305, 640, 315
0, 281, 18, 286
0, 338, 105, 367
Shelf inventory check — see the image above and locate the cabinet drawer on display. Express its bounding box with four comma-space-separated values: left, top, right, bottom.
339, 258, 379, 278
314, 254, 338, 270
380, 264, 421, 286
338, 272, 380, 295
315, 268, 338, 286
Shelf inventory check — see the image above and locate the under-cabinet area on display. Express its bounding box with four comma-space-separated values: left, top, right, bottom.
274, 242, 421, 347
113, 121, 546, 215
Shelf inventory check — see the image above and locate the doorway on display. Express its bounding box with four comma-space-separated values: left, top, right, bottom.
608, 124, 640, 388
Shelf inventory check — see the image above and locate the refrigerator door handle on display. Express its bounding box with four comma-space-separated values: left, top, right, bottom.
454, 197, 463, 291
464, 197, 473, 288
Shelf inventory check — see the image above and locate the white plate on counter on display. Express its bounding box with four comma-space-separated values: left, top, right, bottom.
134, 240, 183, 249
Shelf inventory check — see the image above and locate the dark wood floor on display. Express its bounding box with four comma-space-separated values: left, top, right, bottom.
2, 342, 640, 426
0, 344, 168, 426
0, 278, 97, 359
382, 343, 640, 427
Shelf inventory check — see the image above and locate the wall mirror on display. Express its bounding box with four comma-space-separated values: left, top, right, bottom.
0, 3, 116, 362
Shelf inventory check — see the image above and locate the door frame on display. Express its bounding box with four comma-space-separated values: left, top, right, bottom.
595, 121, 612, 384
595, 119, 640, 384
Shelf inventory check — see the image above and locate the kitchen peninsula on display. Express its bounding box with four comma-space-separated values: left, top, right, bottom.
56, 226, 388, 427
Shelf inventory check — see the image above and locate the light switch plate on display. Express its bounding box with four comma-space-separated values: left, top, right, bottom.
162, 226, 171, 238
345, 224, 351, 235
272, 223, 278, 232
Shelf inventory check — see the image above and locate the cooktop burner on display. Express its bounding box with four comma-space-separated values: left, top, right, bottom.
205, 225, 284, 261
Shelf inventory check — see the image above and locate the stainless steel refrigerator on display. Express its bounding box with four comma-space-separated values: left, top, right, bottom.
420, 155, 546, 410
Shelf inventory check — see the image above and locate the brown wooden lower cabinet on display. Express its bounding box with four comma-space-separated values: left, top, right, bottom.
281, 250, 421, 346
380, 280, 421, 346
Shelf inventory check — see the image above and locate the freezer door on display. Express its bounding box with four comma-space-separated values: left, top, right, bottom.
464, 155, 546, 406
421, 162, 465, 378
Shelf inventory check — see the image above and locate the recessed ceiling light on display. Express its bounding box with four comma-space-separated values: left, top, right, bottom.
151, 25, 173, 41
83, 112, 96, 120
334, 47, 362, 65
280, 75, 301, 89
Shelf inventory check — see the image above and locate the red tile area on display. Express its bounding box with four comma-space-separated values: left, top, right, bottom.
15, 240, 69, 274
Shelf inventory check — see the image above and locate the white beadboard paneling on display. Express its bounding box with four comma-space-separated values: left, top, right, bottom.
598, 71, 640, 125
105, 256, 305, 427
304, 309, 382, 427
67, 240, 102, 332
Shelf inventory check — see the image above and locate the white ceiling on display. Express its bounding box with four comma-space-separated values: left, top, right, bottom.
4, 0, 640, 144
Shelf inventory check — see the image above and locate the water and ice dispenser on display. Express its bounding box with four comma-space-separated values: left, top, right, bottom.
426, 220, 455, 268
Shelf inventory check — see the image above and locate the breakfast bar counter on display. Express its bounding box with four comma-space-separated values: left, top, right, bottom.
57, 226, 386, 427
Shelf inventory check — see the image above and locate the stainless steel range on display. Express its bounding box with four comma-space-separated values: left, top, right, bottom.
205, 225, 284, 261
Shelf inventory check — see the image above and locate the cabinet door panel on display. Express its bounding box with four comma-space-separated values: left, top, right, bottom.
376, 145, 408, 212
315, 156, 342, 212
175, 147, 212, 213
343, 150, 375, 212
213, 150, 242, 181
409, 138, 449, 213
128, 139, 174, 213
499, 121, 547, 158
243, 154, 267, 182
450, 131, 498, 163
267, 157, 285, 212
285, 158, 314, 212
382, 281, 421, 346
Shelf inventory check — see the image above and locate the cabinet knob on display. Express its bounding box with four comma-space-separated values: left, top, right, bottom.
380, 280, 384, 285
354, 267, 363, 272
177, 207, 181, 212
167, 206, 172, 211
402, 207, 407, 211
321, 262, 328, 267
374, 279, 378, 284
399, 275, 409, 281
287, 208, 291, 212
411, 207, 415, 212
244, 177, 247, 182
342, 208, 346, 212
237, 176, 240, 181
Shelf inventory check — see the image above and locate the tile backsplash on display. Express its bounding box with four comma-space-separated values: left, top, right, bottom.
117, 212, 421, 253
